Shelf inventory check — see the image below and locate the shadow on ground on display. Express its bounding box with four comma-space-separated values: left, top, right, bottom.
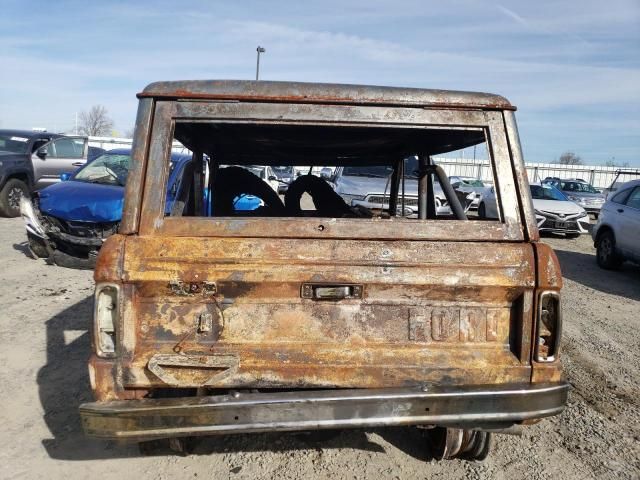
553, 248, 640, 301
13, 241, 32, 257
38, 296, 435, 461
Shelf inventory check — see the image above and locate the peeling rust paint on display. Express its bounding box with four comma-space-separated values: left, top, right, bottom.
87, 82, 565, 406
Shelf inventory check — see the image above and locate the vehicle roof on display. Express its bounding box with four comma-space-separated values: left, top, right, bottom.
138, 80, 515, 111
618, 179, 640, 189
0, 129, 61, 139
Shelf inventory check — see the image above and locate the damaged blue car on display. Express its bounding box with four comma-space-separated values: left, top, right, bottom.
20, 148, 263, 268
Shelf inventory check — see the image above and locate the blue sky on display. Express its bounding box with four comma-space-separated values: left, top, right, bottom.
1, 0, 639, 166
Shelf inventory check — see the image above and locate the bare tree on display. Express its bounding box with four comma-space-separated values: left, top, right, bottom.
78, 105, 114, 136
557, 151, 583, 165
124, 127, 135, 138
606, 159, 630, 168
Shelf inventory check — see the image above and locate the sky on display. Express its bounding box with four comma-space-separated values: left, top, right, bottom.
0, 0, 639, 166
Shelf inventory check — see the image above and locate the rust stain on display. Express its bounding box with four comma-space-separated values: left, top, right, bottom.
86, 83, 568, 416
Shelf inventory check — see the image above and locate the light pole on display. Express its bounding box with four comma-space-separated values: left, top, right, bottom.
255, 46, 266, 80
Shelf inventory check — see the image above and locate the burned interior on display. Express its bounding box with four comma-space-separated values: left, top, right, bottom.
167, 122, 494, 221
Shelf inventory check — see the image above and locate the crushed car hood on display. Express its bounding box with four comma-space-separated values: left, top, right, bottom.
38, 181, 124, 223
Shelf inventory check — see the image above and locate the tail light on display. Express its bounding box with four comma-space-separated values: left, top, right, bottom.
535, 291, 562, 362
94, 284, 119, 358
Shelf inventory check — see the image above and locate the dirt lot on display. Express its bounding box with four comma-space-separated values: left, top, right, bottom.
0, 216, 638, 480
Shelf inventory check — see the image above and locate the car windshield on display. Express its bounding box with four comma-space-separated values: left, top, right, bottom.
343, 157, 420, 178
562, 181, 598, 193
531, 184, 566, 201
0, 134, 30, 154
74, 153, 130, 186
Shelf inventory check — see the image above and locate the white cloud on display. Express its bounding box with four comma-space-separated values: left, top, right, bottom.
0, 0, 638, 163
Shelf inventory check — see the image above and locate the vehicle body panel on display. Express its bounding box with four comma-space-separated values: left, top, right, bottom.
38, 181, 124, 222
80, 81, 566, 445
542, 178, 605, 215
31, 136, 88, 189
593, 180, 640, 263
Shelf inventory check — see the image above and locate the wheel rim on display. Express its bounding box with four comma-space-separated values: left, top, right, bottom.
599, 237, 612, 262
8, 187, 24, 209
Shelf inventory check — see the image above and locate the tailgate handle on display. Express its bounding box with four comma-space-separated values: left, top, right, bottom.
301, 283, 363, 300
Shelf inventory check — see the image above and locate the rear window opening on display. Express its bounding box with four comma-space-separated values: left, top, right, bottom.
164, 122, 497, 222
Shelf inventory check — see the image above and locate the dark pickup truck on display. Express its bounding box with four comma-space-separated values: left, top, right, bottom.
0, 129, 102, 217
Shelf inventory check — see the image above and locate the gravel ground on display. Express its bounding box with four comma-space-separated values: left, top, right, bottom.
0, 216, 638, 479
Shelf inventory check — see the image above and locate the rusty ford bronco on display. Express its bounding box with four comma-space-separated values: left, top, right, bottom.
80, 80, 568, 459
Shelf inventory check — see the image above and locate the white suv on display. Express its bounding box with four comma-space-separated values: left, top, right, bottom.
592, 179, 640, 268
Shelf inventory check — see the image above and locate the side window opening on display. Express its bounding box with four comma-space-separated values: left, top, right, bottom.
625, 187, 640, 210
165, 123, 497, 222
46, 137, 85, 158
611, 189, 632, 205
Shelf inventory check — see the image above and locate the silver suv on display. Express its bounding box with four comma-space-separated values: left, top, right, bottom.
333, 157, 451, 216
543, 178, 605, 217
592, 179, 640, 268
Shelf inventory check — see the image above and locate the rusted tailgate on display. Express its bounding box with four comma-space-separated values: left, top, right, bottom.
116, 237, 535, 389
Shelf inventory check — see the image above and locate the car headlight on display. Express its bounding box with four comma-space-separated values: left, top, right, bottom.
577, 211, 588, 219
93, 284, 119, 358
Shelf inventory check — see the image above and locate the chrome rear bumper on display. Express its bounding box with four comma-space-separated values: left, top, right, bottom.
80, 382, 569, 441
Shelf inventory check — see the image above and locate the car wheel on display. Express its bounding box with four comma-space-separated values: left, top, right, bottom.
478, 202, 486, 219
0, 178, 29, 217
596, 230, 623, 269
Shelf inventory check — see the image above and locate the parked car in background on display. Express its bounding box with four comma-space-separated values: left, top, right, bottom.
449, 176, 490, 211
542, 178, 605, 217
235, 165, 280, 192
480, 182, 590, 237
333, 156, 451, 216
20, 149, 262, 268
592, 179, 640, 268
0, 129, 103, 217
272, 166, 295, 193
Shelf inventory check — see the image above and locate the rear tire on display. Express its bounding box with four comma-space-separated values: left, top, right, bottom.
0, 178, 29, 217
596, 230, 623, 269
